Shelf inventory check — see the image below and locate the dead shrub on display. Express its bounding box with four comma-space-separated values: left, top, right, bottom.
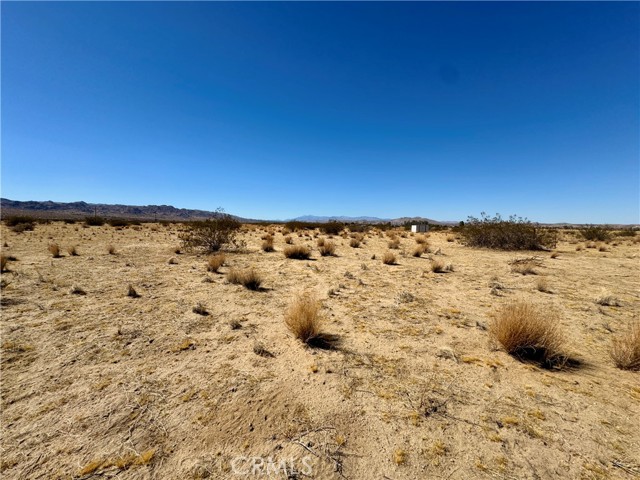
536, 278, 552, 293
610, 321, 640, 371
316, 238, 326, 247
227, 267, 263, 290
415, 235, 428, 245
67, 245, 79, 256
319, 241, 336, 256
382, 251, 396, 265
349, 238, 361, 248
48, 243, 61, 258
284, 236, 293, 244
388, 238, 400, 249
107, 245, 116, 255
490, 301, 566, 367
284, 245, 311, 260
207, 253, 226, 273
0, 255, 7, 272
509, 257, 542, 275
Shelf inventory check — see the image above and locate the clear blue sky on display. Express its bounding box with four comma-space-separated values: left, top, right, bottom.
2, 2, 638, 223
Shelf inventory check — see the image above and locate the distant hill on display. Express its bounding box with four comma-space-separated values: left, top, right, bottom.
0, 198, 259, 222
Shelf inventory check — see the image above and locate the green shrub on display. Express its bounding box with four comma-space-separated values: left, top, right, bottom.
322, 221, 344, 235
580, 225, 611, 241
460, 213, 557, 250
3, 215, 36, 227
179, 209, 244, 253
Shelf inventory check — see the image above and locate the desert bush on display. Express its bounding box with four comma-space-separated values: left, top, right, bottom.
108, 218, 130, 227
322, 221, 344, 235
580, 225, 611, 242
227, 267, 263, 290
48, 243, 61, 258
107, 245, 116, 255
610, 321, 640, 371
67, 245, 79, 256
490, 301, 566, 367
179, 209, 244, 253
446, 235, 455, 242
431, 259, 453, 273
284, 245, 311, 260
349, 238, 361, 248
319, 241, 336, 256
415, 235, 428, 245
207, 253, 226, 272
85, 216, 105, 226
284, 236, 293, 244
388, 238, 400, 249
11, 222, 35, 233
461, 213, 557, 250
316, 238, 326, 247
262, 236, 275, 252
4, 215, 36, 227
536, 278, 552, 293
284, 293, 324, 345
614, 229, 636, 237
382, 251, 396, 265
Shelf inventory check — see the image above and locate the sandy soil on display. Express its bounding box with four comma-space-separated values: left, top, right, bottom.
1, 222, 639, 479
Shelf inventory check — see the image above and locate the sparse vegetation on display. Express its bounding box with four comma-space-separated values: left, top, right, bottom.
1, 255, 8, 272
127, 285, 140, 298
461, 213, 557, 250
179, 209, 245, 252
284, 245, 311, 259
490, 301, 567, 367
67, 245, 79, 256
431, 259, 453, 273
595, 294, 622, 307
193, 302, 208, 315
107, 245, 116, 255
261, 236, 275, 252
580, 225, 611, 242
610, 321, 640, 371
284, 292, 325, 346
382, 251, 396, 265
319, 240, 336, 256
85, 216, 105, 226
48, 243, 61, 258
207, 253, 226, 273
227, 267, 263, 290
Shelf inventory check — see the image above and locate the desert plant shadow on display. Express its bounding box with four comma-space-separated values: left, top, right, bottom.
513, 348, 586, 371
306, 333, 341, 350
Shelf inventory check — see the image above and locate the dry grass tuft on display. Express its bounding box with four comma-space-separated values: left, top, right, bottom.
349, 238, 361, 248
0, 255, 7, 273
262, 236, 275, 252
595, 294, 622, 307
415, 235, 428, 245
610, 321, 640, 371
70, 285, 86, 295
412, 245, 427, 257
48, 243, 61, 258
207, 253, 226, 273
388, 238, 401, 249
193, 302, 208, 315
319, 240, 336, 256
536, 278, 552, 293
431, 259, 453, 273
284, 245, 311, 260
107, 245, 116, 255
490, 301, 567, 367
382, 251, 397, 265
509, 257, 542, 275
284, 236, 293, 244
127, 285, 140, 298
227, 267, 263, 290
67, 245, 79, 256
284, 292, 332, 347
316, 238, 326, 247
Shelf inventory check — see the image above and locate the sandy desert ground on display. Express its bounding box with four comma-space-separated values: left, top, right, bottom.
1, 221, 639, 479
